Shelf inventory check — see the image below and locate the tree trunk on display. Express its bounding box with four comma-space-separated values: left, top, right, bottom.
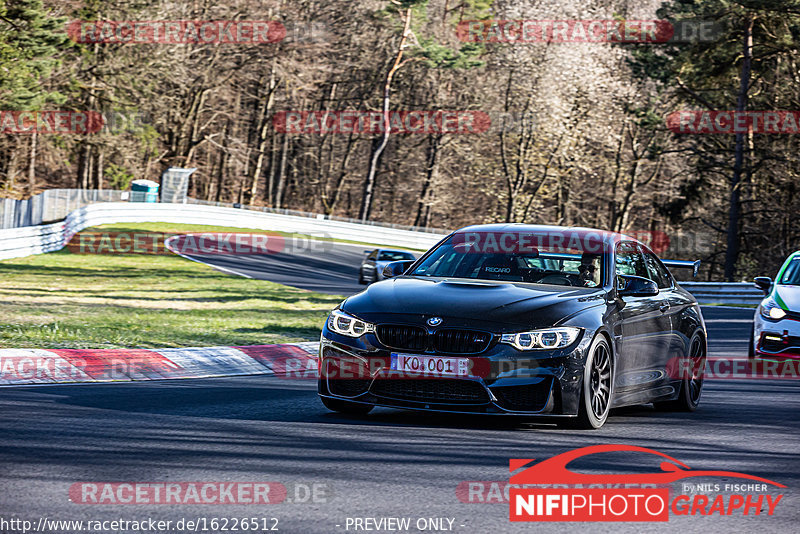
249, 63, 277, 204
4, 138, 22, 192
505, 190, 515, 223
182, 88, 211, 167
360, 136, 385, 220
358, 8, 414, 222
414, 135, 442, 227
266, 133, 278, 206
724, 15, 753, 281
27, 131, 37, 195
609, 122, 627, 228
321, 134, 356, 215
557, 172, 571, 225
95, 150, 104, 190
214, 119, 231, 202
498, 76, 536, 224
85, 147, 94, 190
274, 133, 289, 209
214, 155, 226, 202
420, 204, 432, 228
77, 142, 92, 189
76, 41, 99, 190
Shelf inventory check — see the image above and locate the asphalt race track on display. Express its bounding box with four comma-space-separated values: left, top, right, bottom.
175, 238, 373, 294
1, 245, 798, 533
1, 318, 799, 531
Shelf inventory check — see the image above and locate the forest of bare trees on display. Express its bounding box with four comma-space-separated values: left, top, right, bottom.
1, 0, 799, 280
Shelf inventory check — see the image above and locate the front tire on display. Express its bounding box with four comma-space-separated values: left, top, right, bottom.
320, 396, 373, 415
563, 335, 613, 429
654, 333, 705, 412
748, 325, 755, 360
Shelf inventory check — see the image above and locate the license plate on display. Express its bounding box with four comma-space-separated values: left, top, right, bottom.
390, 353, 470, 377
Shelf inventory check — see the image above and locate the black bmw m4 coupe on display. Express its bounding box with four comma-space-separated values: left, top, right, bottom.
318, 224, 706, 429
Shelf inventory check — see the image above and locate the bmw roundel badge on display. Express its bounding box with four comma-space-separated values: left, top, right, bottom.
427, 317, 443, 327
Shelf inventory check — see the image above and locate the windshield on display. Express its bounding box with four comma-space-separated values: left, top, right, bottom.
378, 251, 415, 261
779, 257, 800, 285
410, 231, 607, 287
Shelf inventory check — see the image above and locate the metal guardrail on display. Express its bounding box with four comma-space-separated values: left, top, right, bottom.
0, 189, 131, 229
1, 188, 450, 234
680, 282, 764, 306
184, 197, 451, 235
0, 202, 448, 260
0, 221, 66, 259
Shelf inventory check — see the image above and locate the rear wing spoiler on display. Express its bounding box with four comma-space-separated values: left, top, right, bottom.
662, 259, 701, 278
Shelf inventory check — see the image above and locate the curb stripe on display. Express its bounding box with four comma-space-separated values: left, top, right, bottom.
0, 343, 319, 387
0, 349, 89, 385
235, 345, 317, 376
153, 346, 269, 378
52, 348, 179, 381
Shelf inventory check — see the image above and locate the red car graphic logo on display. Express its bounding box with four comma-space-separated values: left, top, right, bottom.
510, 444, 786, 487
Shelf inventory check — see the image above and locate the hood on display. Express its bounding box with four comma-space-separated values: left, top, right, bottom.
774, 284, 800, 311
342, 276, 606, 330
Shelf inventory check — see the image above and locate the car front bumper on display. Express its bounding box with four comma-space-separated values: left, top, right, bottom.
753, 312, 800, 358
317, 327, 593, 416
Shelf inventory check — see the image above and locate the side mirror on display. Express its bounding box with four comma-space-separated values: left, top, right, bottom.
618, 275, 659, 297
382, 260, 415, 279
754, 277, 772, 293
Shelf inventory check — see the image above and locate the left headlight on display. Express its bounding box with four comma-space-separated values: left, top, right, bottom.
760, 299, 787, 320
500, 327, 582, 351
327, 309, 375, 338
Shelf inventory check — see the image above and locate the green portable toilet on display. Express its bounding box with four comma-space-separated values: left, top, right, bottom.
130, 179, 160, 203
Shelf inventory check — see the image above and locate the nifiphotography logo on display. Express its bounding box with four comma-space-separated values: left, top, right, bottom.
509, 445, 785, 522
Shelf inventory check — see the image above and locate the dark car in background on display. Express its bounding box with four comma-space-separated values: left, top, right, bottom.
359, 248, 417, 284
321, 224, 705, 429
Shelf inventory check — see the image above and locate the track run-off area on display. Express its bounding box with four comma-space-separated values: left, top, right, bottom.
0, 242, 798, 534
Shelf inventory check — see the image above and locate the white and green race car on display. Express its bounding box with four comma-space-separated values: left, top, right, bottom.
752, 251, 800, 359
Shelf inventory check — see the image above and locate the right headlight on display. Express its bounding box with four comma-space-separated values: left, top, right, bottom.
500, 327, 582, 351
326, 309, 375, 338
760, 299, 786, 320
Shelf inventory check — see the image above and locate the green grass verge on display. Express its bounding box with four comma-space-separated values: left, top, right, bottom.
0, 224, 346, 349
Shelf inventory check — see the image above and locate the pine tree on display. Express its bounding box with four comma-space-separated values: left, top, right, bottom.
0, 0, 68, 109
